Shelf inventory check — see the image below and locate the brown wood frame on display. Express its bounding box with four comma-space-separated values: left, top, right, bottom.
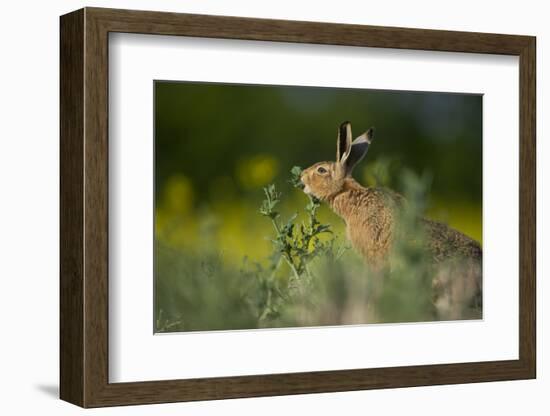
60, 7, 536, 408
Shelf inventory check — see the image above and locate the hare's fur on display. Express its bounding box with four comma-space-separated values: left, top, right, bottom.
301, 123, 481, 266
301, 122, 482, 318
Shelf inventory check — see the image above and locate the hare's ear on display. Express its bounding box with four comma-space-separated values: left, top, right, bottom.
336, 121, 353, 164
344, 128, 374, 176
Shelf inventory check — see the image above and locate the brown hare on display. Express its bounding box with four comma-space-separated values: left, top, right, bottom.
300, 121, 482, 318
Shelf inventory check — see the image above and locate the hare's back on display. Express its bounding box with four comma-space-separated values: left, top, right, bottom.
422, 218, 482, 263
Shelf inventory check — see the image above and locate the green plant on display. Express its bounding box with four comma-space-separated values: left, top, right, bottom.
376, 170, 436, 322
260, 167, 333, 278
154, 167, 480, 333
254, 166, 343, 323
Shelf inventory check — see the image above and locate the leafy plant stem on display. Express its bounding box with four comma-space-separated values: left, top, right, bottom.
271, 218, 301, 280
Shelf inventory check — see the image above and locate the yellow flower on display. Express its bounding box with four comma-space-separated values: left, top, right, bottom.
162, 174, 194, 214
236, 155, 279, 189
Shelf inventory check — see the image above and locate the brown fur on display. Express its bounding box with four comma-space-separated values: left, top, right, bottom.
302, 164, 401, 265
301, 122, 482, 318
301, 161, 481, 266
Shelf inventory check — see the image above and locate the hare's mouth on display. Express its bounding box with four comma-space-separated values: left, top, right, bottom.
303, 185, 312, 195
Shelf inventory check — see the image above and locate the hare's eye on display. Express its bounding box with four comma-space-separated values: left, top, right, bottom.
317, 166, 327, 174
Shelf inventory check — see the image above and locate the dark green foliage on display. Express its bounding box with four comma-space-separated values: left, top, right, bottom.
155, 82, 483, 205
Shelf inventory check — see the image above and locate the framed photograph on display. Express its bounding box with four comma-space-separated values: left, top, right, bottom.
60, 7, 536, 408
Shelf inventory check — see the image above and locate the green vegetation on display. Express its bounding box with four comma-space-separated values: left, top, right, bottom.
155, 167, 480, 332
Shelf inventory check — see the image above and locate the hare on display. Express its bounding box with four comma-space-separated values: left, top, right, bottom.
300, 121, 482, 318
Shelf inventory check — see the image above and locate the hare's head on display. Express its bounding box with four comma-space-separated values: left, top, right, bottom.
301, 121, 373, 200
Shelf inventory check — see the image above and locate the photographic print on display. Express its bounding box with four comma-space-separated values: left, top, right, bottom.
154, 81, 482, 333
60, 9, 535, 406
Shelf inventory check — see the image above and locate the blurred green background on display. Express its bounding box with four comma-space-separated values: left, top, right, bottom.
154, 81, 482, 331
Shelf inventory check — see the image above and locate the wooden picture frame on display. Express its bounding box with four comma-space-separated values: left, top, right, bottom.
60, 7, 536, 408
